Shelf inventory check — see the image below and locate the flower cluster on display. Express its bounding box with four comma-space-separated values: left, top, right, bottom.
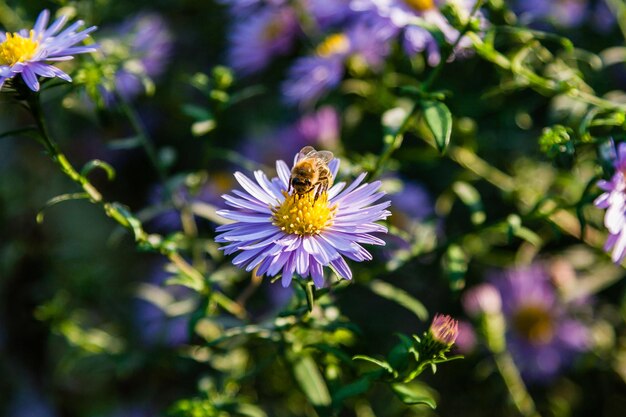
595, 142, 626, 264
0, 9, 97, 91
220, 0, 486, 106
216, 153, 390, 288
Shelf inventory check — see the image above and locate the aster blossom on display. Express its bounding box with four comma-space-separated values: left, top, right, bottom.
350, 0, 484, 65
488, 264, 589, 382
216, 153, 390, 288
0, 9, 97, 91
595, 142, 626, 263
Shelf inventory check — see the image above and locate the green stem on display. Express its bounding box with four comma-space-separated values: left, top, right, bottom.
371, 0, 485, 179
25, 93, 246, 319
493, 352, 542, 417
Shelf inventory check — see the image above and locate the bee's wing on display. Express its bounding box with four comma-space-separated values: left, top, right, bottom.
296, 146, 317, 162
315, 150, 334, 164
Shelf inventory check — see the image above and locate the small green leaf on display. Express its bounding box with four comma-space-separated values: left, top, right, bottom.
366, 280, 428, 321
107, 136, 143, 150
36, 193, 90, 223
353, 355, 395, 375
0, 126, 38, 140
332, 377, 372, 404
391, 382, 437, 408
442, 244, 469, 291
292, 355, 332, 407
421, 100, 452, 154
452, 181, 486, 225
182, 104, 212, 121
80, 159, 116, 181
306, 343, 354, 366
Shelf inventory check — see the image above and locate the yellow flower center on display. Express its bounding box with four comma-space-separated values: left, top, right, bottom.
316, 33, 350, 57
0, 31, 39, 66
512, 304, 554, 345
272, 191, 336, 235
404, 0, 436, 12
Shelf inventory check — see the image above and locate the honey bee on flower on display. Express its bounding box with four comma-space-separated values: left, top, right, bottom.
216, 148, 391, 288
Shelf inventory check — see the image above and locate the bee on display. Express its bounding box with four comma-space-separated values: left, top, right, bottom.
289, 146, 334, 200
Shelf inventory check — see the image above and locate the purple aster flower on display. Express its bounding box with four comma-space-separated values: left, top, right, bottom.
100, 12, 173, 102
283, 22, 392, 106
595, 142, 626, 263
489, 264, 590, 383
227, 6, 299, 75
218, 0, 288, 17
307, 0, 356, 27
216, 153, 391, 288
0, 9, 97, 91
512, 0, 616, 32
350, 0, 483, 65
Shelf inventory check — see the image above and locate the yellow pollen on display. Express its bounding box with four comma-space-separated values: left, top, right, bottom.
272, 191, 336, 236
316, 33, 350, 57
404, 0, 436, 12
0, 31, 39, 66
512, 304, 555, 345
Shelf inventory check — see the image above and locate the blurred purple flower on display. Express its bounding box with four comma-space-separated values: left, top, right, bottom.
227, 6, 299, 75
489, 264, 590, 382
595, 142, 626, 263
216, 155, 390, 288
462, 282, 502, 317
0, 9, 97, 91
283, 22, 392, 106
307, 0, 356, 27
218, 0, 288, 17
241, 106, 341, 164
100, 13, 173, 102
350, 0, 483, 66
382, 179, 436, 260
454, 320, 477, 354
512, 0, 616, 32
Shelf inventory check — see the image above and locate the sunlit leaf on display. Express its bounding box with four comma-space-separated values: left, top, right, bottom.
292, 355, 332, 407
421, 100, 452, 154
366, 279, 428, 321
391, 382, 437, 408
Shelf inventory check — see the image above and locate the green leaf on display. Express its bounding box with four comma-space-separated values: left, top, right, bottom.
0, 126, 38, 140
332, 377, 372, 404
306, 343, 354, 366
452, 181, 486, 225
36, 193, 90, 223
353, 355, 395, 375
80, 159, 116, 181
421, 100, 452, 154
292, 355, 332, 407
182, 104, 212, 121
391, 382, 437, 408
506, 214, 542, 247
442, 244, 469, 291
366, 279, 428, 321
232, 403, 268, 417
106, 136, 143, 150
